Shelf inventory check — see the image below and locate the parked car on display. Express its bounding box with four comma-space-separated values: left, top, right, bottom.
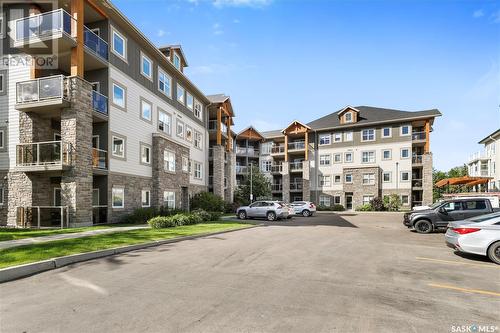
445, 212, 500, 264
403, 198, 496, 234
290, 201, 316, 217
279, 202, 294, 219
236, 201, 289, 221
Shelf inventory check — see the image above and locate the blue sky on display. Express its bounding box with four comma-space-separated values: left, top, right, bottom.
113, 0, 500, 171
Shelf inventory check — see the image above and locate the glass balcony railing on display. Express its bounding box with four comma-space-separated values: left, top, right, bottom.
412, 155, 423, 164
15, 9, 75, 43
16, 75, 68, 104
271, 184, 283, 191
288, 141, 305, 150
16, 206, 69, 229
290, 161, 303, 171
290, 181, 303, 191
92, 148, 108, 169
235, 146, 258, 157
16, 141, 72, 167
84, 27, 108, 61
271, 165, 283, 173
412, 179, 423, 187
92, 90, 108, 115
271, 145, 285, 154
412, 132, 426, 141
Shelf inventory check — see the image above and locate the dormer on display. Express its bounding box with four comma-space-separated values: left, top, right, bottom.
159, 45, 188, 73
338, 106, 360, 124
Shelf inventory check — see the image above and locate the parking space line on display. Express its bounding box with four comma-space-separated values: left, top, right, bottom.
416, 257, 499, 269
428, 283, 500, 297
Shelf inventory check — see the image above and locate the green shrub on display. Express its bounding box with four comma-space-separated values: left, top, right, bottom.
190, 192, 225, 212
192, 209, 212, 222
332, 204, 345, 211
123, 207, 158, 224
383, 194, 402, 211
317, 205, 332, 211
370, 197, 385, 211
356, 204, 373, 211
148, 216, 176, 229
208, 211, 222, 221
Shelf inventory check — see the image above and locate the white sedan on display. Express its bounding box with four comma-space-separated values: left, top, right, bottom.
445, 212, 500, 264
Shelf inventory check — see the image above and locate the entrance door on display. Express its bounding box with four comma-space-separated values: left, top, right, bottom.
54, 188, 62, 206
345, 194, 353, 210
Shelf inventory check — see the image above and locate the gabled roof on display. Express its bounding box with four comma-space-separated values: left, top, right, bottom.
207, 94, 235, 117
337, 105, 360, 116
479, 129, 500, 144
282, 120, 311, 134
261, 129, 284, 139
307, 106, 441, 131
158, 44, 188, 67
237, 126, 265, 141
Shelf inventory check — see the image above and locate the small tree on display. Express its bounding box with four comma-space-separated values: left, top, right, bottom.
370, 197, 385, 211
190, 192, 225, 212
234, 165, 271, 205
383, 194, 402, 211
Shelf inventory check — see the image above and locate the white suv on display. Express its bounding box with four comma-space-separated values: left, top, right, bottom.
291, 201, 316, 217
236, 201, 290, 221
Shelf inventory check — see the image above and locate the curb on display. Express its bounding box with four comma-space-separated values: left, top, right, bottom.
0, 225, 256, 284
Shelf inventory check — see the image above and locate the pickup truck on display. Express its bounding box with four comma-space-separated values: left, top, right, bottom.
403, 198, 496, 234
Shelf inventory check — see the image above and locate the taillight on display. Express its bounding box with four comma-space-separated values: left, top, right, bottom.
451, 228, 481, 235
310, 203, 315, 208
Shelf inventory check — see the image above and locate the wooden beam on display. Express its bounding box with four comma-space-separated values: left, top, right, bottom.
85, 0, 108, 18
216, 107, 222, 145
70, 0, 84, 77
29, 5, 42, 79
305, 131, 309, 160
424, 120, 431, 153
284, 135, 288, 162
226, 117, 231, 152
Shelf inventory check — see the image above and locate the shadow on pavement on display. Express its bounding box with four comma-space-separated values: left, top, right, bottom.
235, 214, 358, 228
453, 251, 495, 264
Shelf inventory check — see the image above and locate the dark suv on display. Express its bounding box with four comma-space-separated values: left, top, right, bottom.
404, 199, 494, 234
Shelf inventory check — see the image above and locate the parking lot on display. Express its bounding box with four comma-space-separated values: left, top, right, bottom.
0, 212, 499, 332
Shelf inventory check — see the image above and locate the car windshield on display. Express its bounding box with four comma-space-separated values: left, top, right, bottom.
467, 211, 500, 223
429, 202, 443, 209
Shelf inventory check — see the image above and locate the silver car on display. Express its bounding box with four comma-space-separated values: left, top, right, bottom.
445, 211, 500, 264
290, 201, 317, 217
236, 201, 289, 221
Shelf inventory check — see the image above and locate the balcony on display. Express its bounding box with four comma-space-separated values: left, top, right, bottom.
92, 90, 108, 119
271, 164, 283, 174
14, 9, 77, 51
235, 146, 258, 157
16, 75, 70, 112
412, 132, 426, 142
236, 166, 248, 174
412, 179, 423, 188
208, 120, 228, 136
288, 141, 306, 152
16, 141, 73, 172
271, 184, 283, 192
84, 26, 109, 67
92, 148, 108, 171
271, 145, 285, 155
16, 206, 70, 229
412, 155, 423, 165
290, 161, 303, 172
290, 181, 303, 192
469, 151, 491, 163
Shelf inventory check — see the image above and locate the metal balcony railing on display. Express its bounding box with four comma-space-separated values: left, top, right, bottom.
412, 155, 423, 164
208, 120, 227, 134
288, 141, 305, 150
412, 132, 426, 141
290, 181, 303, 191
271, 165, 283, 173
290, 161, 303, 171
235, 146, 258, 157
469, 151, 491, 162
16, 75, 69, 104
92, 90, 108, 115
16, 141, 72, 167
271, 184, 283, 191
84, 26, 108, 61
412, 179, 423, 187
92, 148, 107, 169
15, 9, 76, 42
235, 166, 248, 174
16, 206, 69, 229
271, 145, 285, 154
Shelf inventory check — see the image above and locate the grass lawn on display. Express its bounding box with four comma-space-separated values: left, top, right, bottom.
0, 224, 137, 242
0, 222, 250, 269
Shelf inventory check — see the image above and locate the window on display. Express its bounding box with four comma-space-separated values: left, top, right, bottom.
383, 172, 391, 182
319, 134, 331, 145
140, 144, 151, 165
333, 133, 342, 143
334, 175, 341, 183
194, 131, 202, 149
141, 53, 153, 80
112, 187, 124, 208
261, 142, 272, 155
400, 148, 410, 159
362, 173, 375, 185
0, 74, 4, 93
112, 83, 125, 108
164, 150, 176, 172
0, 15, 4, 38
401, 195, 409, 205
333, 196, 341, 205
401, 125, 410, 136
176, 120, 184, 138
194, 100, 203, 119
262, 160, 272, 172
382, 149, 392, 160
173, 53, 181, 70
401, 171, 410, 182
344, 131, 353, 142
158, 110, 171, 134
177, 84, 185, 104
158, 70, 172, 97
194, 162, 203, 179
319, 175, 331, 187
319, 154, 331, 166
0, 129, 4, 149
345, 174, 353, 183
319, 195, 331, 206
382, 127, 392, 138
362, 151, 375, 163
112, 136, 125, 158
182, 156, 189, 173
0, 187, 4, 206
111, 28, 127, 60
464, 200, 487, 210
164, 191, 176, 209
185, 126, 193, 142
361, 129, 375, 141
333, 153, 342, 163
186, 93, 194, 110
344, 112, 352, 123
141, 190, 150, 207
363, 196, 374, 205
140, 99, 152, 122
345, 152, 353, 163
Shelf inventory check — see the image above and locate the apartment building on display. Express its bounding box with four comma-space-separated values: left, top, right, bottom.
467, 129, 500, 191
235, 126, 264, 187
245, 106, 441, 209
0, 0, 223, 227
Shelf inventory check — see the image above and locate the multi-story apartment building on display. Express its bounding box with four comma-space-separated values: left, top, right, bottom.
243, 106, 441, 209
0, 1, 231, 227
234, 126, 263, 187
467, 129, 500, 191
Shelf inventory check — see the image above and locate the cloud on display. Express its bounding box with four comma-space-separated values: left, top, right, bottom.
213, 22, 224, 35
157, 29, 170, 37
492, 10, 500, 23
212, 0, 272, 8
473, 9, 484, 18
233, 19, 240, 24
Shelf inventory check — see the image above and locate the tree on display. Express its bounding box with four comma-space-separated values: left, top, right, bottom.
433, 164, 468, 202
234, 165, 271, 205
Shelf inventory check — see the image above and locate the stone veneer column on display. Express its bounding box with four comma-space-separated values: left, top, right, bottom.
60, 77, 93, 227
224, 150, 236, 203
212, 145, 225, 199
282, 162, 290, 202
302, 161, 311, 201
422, 153, 433, 206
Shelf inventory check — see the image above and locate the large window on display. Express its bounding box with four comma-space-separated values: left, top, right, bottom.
182, 156, 189, 173
261, 160, 272, 172
319, 154, 331, 166
164, 150, 176, 172
140, 144, 151, 165
112, 83, 126, 108
362, 151, 375, 163
177, 84, 185, 104
111, 28, 127, 60
158, 70, 171, 97
158, 110, 171, 134
319, 134, 331, 145
173, 53, 181, 70
261, 142, 272, 155
362, 173, 375, 185
194, 100, 203, 119
112, 187, 124, 208
141, 99, 152, 122
194, 131, 202, 149
319, 195, 331, 207
344, 131, 353, 142
194, 162, 203, 179
141, 190, 150, 207
319, 175, 331, 187
141, 53, 153, 80
164, 191, 176, 209
186, 93, 194, 110
361, 129, 375, 141
112, 136, 125, 158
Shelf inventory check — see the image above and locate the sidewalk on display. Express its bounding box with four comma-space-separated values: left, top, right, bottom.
0, 225, 148, 250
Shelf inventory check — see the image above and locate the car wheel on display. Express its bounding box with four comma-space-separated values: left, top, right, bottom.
487, 241, 500, 265
302, 209, 311, 217
414, 220, 433, 234
267, 212, 276, 221
238, 211, 247, 220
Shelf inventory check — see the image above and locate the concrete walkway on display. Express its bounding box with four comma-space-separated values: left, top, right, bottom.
0, 225, 148, 250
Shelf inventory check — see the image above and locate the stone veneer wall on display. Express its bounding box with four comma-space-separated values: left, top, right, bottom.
108, 172, 153, 223
282, 162, 290, 203
211, 145, 225, 200
302, 161, 311, 201
422, 153, 433, 206
343, 166, 381, 208
224, 151, 235, 203
0, 171, 7, 225
310, 190, 344, 206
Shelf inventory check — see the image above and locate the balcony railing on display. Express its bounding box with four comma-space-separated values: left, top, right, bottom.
412, 132, 426, 141
288, 141, 305, 150
271, 164, 283, 173
469, 151, 491, 162
15, 9, 76, 43
412, 155, 423, 164
84, 26, 108, 61
271, 145, 285, 154
16, 141, 72, 167
271, 183, 283, 191
290, 161, 303, 171
92, 148, 107, 170
16, 206, 69, 229
412, 179, 423, 187
235, 146, 258, 157
236, 166, 248, 174
16, 75, 69, 105
208, 120, 227, 134
92, 90, 108, 115
290, 181, 303, 191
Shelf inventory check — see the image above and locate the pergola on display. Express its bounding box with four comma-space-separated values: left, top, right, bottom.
435, 176, 492, 188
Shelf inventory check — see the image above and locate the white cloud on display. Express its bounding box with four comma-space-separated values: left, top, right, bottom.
473, 9, 484, 18
213, 22, 224, 35
233, 19, 240, 24
212, 0, 272, 8
157, 29, 169, 37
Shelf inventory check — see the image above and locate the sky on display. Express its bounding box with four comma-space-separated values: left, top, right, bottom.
112, 0, 500, 171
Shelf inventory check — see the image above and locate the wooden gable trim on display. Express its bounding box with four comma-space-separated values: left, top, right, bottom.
238, 128, 264, 141
283, 121, 310, 135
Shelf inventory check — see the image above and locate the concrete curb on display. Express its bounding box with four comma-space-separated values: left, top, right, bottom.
0, 225, 256, 284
